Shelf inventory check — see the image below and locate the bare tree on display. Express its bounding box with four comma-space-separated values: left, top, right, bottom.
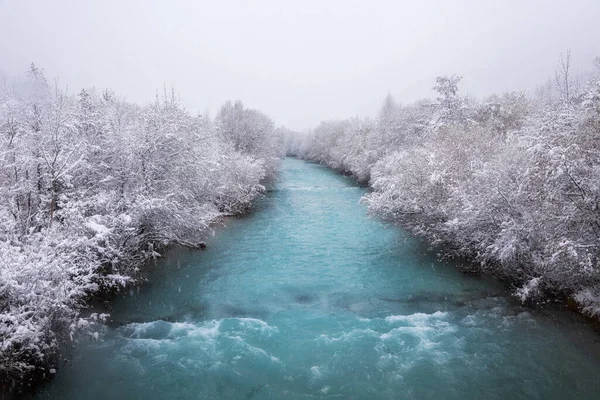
554, 50, 580, 104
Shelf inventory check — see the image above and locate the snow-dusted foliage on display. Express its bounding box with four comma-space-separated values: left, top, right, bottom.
290, 60, 600, 315
0, 65, 281, 384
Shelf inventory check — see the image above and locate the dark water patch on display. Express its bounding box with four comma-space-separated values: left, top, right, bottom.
293, 294, 314, 304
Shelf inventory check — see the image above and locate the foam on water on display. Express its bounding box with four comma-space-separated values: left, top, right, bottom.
37, 159, 600, 400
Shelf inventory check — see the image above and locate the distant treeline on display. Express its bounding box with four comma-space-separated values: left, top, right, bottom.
288, 54, 600, 315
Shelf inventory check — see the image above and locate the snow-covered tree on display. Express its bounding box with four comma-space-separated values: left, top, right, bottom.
290, 55, 600, 317
0, 65, 283, 388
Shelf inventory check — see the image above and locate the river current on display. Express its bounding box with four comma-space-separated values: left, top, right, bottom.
38, 158, 600, 399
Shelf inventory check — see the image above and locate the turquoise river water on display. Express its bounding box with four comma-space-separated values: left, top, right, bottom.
38, 158, 600, 399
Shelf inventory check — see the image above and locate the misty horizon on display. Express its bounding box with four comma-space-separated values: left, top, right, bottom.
2, 0, 599, 131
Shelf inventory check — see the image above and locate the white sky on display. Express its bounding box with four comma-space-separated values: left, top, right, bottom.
1, 0, 599, 130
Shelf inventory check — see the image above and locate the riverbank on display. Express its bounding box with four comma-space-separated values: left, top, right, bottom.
292, 155, 600, 329
0, 193, 275, 399
0, 65, 284, 398
287, 75, 600, 320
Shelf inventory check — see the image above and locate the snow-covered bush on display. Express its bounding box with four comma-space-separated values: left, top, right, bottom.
291, 64, 600, 313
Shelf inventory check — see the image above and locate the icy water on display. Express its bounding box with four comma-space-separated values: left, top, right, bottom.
39, 158, 600, 399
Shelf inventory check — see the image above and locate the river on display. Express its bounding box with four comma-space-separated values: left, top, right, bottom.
37, 158, 600, 399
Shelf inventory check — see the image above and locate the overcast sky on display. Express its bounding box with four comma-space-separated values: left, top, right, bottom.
1, 0, 599, 130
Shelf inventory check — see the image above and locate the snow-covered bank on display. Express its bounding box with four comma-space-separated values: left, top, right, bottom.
288, 58, 600, 317
0, 64, 283, 392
